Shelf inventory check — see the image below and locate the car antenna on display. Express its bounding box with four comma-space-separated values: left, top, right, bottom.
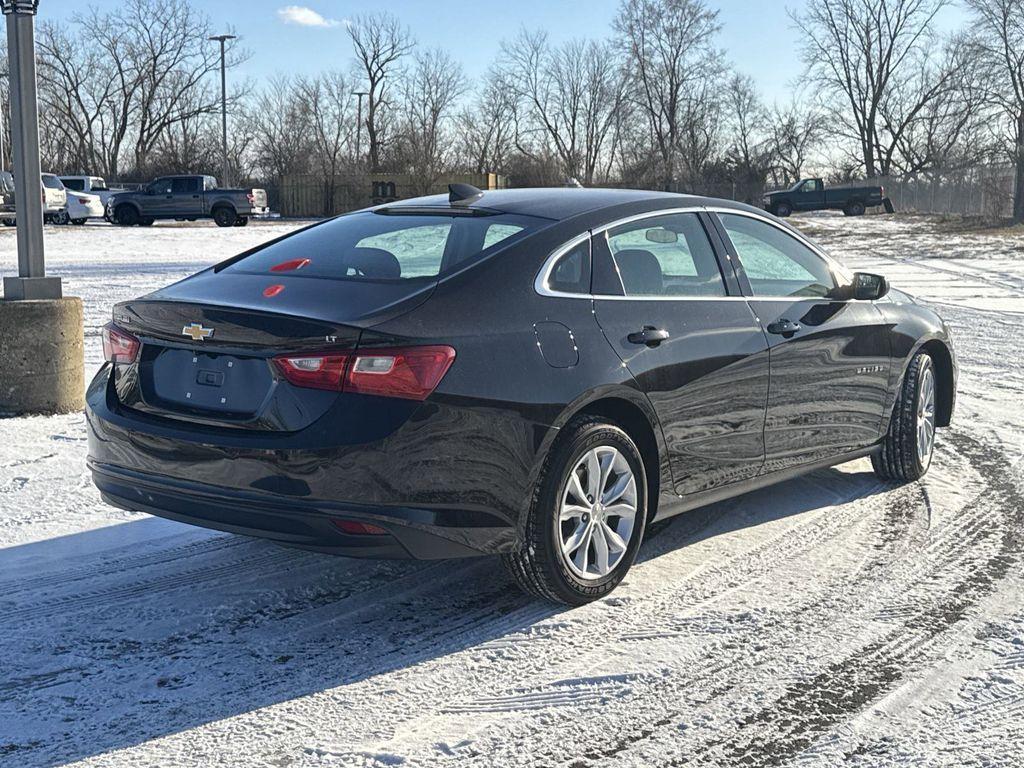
449, 183, 484, 206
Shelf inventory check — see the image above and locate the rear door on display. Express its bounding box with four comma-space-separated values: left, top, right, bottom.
592, 210, 769, 495
711, 211, 891, 472
171, 176, 203, 216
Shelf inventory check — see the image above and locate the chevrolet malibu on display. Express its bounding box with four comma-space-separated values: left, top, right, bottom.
87, 187, 956, 605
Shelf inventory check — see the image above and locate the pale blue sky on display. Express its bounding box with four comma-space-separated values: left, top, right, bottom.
45, 0, 969, 104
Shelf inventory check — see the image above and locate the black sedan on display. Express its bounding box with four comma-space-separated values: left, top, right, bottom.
86, 187, 956, 605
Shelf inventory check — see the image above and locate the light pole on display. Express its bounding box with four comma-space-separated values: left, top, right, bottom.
352, 91, 368, 163
209, 34, 236, 188
1, 0, 84, 416
2, 0, 55, 300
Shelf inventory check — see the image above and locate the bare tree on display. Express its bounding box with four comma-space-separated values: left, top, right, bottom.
500, 30, 625, 184
723, 73, 771, 199
965, 0, 1024, 223
456, 68, 517, 175
613, 0, 725, 190
768, 96, 823, 185
399, 50, 467, 195
792, 0, 949, 177
249, 76, 311, 182
347, 12, 415, 172
297, 71, 356, 215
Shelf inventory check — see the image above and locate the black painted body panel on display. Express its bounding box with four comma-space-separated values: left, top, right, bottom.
86, 189, 957, 559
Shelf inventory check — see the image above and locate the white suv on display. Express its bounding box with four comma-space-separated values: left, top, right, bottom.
42, 173, 68, 224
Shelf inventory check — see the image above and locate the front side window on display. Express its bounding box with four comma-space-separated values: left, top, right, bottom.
604, 212, 725, 297
150, 178, 173, 195
801, 180, 821, 192
222, 211, 541, 282
719, 213, 835, 298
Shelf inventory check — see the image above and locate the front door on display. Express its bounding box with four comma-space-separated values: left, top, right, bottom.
712, 211, 891, 472
794, 179, 825, 210
592, 210, 770, 495
142, 177, 174, 217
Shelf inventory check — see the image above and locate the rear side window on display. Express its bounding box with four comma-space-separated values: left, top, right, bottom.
604, 212, 725, 297
545, 239, 591, 294
172, 177, 199, 194
223, 211, 543, 282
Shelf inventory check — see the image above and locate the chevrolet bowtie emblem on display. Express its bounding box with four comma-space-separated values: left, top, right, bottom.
182, 323, 214, 341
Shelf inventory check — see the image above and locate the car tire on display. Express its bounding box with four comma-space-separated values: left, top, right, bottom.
848, 200, 866, 216
234, 216, 249, 227
115, 205, 139, 226
53, 210, 70, 225
872, 351, 937, 482
503, 415, 648, 605
71, 218, 87, 226
213, 207, 237, 227
774, 202, 792, 218
2, 218, 15, 227
139, 218, 155, 226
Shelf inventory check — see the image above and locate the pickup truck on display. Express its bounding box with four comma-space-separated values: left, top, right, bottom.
106, 174, 269, 227
763, 178, 893, 218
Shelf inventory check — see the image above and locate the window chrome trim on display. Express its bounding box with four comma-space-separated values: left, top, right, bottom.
533, 204, 856, 302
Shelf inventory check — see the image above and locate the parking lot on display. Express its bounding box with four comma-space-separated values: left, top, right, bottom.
1, 213, 1022, 767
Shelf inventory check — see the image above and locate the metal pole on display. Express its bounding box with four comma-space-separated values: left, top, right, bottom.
353, 91, 367, 163
2, 0, 59, 300
209, 34, 235, 187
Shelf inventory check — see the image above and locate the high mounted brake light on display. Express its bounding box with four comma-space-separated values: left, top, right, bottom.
272, 345, 456, 401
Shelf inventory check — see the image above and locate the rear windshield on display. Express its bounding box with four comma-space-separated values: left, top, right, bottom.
222, 211, 544, 282
42, 175, 64, 190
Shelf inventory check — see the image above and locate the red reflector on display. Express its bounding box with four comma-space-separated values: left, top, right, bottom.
333, 519, 388, 536
101, 323, 140, 364
346, 345, 456, 401
263, 284, 285, 297
270, 258, 310, 273
272, 354, 349, 391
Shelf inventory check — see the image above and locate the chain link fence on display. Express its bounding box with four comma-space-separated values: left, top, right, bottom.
876, 165, 1016, 218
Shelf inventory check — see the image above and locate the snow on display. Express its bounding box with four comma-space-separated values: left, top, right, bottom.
1, 213, 1023, 767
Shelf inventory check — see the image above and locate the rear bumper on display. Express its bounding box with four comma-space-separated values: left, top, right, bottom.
90, 459, 502, 559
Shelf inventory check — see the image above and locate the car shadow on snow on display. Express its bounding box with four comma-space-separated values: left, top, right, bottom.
0, 462, 888, 765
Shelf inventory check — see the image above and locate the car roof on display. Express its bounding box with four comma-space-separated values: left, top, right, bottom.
377, 187, 761, 221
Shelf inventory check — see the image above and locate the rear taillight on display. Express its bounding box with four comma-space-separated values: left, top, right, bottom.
102, 323, 140, 364
247, 192, 255, 204
272, 345, 455, 401
272, 354, 348, 391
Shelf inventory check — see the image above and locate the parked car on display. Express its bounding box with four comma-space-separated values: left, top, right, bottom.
41, 173, 68, 224
60, 175, 125, 207
62, 189, 105, 225
105, 174, 269, 227
763, 178, 893, 217
1, 172, 69, 225
86, 186, 956, 605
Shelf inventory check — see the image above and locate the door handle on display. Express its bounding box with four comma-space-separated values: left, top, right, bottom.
627, 326, 670, 347
767, 319, 801, 336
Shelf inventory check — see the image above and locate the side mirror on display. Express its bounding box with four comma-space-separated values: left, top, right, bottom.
852, 272, 889, 300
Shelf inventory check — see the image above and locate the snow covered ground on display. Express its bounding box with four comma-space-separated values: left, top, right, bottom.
1, 213, 1022, 767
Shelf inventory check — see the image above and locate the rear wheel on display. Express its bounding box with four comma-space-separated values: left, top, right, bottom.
213, 206, 237, 227
503, 416, 647, 605
846, 200, 866, 216
71, 218, 87, 226
773, 201, 792, 217
115, 205, 139, 226
872, 351, 936, 482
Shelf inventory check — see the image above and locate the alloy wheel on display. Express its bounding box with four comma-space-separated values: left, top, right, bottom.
558, 445, 638, 580
917, 365, 936, 465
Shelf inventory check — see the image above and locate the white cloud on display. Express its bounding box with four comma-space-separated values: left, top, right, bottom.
277, 5, 341, 28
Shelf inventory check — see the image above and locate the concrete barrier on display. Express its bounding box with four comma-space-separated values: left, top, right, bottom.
0, 297, 85, 415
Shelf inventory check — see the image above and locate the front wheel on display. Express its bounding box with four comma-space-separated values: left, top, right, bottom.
503, 416, 647, 605
233, 216, 249, 227
115, 205, 139, 226
213, 207, 237, 227
873, 351, 937, 482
